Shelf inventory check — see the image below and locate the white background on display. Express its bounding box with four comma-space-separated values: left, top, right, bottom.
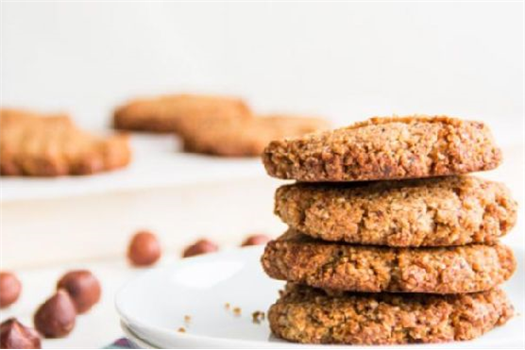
1, 2, 524, 348
2, 0, 524, 265
2, 1, 524, 144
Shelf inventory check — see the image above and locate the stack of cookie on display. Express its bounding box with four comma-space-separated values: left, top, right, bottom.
261, 116, 517, 345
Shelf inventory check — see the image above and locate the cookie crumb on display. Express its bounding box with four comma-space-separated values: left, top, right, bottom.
177, 327, 186, 333
252, 311, 265, 324
184, 315, 191, 324
233, 307, 242, 316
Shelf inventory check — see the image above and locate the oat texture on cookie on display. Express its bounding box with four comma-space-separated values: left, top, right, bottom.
260, 115, 516, 345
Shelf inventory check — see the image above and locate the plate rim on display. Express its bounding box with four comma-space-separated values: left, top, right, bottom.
115, 246, 299, 348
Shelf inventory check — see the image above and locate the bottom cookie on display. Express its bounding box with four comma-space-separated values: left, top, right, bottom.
268, 284, 513, 345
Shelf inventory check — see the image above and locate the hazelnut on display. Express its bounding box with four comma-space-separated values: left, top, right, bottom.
57, 270, 101, 314
0, 318, 41, 349
0, 272, 22, 308
241, 234, 271, 247
127, 230, 162, 266
182, 239, 218, 258
34, 289, 76, 338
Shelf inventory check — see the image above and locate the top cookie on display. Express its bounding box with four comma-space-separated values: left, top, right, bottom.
113, 94, 252, 133
182, 114, 330, 157
1, 109, 131, 176
263, 116, 502, 182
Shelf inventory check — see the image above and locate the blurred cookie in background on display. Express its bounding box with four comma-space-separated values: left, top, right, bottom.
182, 114, 330, 157
1, 108, 73, 128
113, 94, 253, 134
1, 108, 131, 177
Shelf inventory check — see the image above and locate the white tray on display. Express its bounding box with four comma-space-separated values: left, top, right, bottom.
1, 134, 264, 202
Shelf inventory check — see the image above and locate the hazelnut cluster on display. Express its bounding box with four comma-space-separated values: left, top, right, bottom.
0, 269, 101, 348
127, 230, 271, 264
0, 229, 273, 348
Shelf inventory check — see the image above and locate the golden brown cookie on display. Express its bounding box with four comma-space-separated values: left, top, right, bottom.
182, 115, 330, 157
275, 176, 517, 247
263, 116, 502, 181
261, 230, 515, 294
1, 109, 131, 176
113, 94, 252, 133
268, 283, 513, 345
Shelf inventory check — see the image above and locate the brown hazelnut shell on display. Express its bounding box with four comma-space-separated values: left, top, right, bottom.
34, 289, 76, 338
0, 272, 22, 308
182, 239, 218, 258
57, 270, 101, 314
127, 231, 162, 266
0, 318, 41, 349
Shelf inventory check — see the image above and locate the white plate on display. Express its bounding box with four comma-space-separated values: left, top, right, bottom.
121, 322, 156, 349
116, 246, 525, 349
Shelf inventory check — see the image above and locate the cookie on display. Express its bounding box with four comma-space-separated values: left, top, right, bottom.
182, 114, 330, 157
275, 176, 517, 247
261, 230, 515, 294
113, 94, 252, 133
268, 283, 513, 345
1, 109, 131, 176
262, 116, 502, 181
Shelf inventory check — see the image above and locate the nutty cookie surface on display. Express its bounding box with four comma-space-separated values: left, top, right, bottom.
1, 109, 131, 176
268, 283, 513, 345
263, 116, 502, 181
113, 94, 252, 133
261, 230, 515, 294
182, 115, 330, 157
275, 176, 517, 247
